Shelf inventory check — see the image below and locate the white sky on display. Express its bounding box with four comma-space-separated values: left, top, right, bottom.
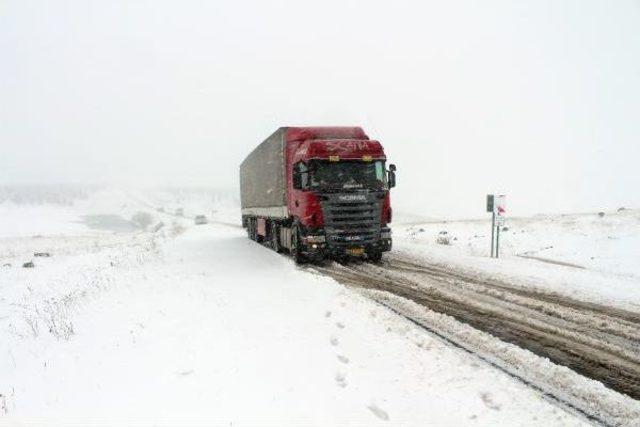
1, 0, 639, 217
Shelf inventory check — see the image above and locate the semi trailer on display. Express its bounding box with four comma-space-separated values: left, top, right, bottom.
240, 127, 396, 263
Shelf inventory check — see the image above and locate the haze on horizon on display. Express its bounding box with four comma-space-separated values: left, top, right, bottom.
2, 0, 639, 218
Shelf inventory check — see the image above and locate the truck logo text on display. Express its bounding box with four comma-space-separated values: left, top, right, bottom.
338, 195, 367, 202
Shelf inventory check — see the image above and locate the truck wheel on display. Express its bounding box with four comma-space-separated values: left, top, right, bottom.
247, 218, 254, 240
271, 223, 282, 253
249, 218, 259, 242
368, 250, 383, 263
291, 225, 307, 264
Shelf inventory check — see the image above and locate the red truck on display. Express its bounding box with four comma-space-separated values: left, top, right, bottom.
240, 127, 396, 263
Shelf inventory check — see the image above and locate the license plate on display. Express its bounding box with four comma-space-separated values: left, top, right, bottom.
346, 247, 365, 256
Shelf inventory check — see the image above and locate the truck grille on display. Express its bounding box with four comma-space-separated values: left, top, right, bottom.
320, 193, 382, 245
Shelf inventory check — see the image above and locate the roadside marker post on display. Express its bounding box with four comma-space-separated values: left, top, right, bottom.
487, 195, 495, 257
492, 211, 496, 257
494, 195, 506, 258
496, 222, 500, 258
487, 194, 506, 258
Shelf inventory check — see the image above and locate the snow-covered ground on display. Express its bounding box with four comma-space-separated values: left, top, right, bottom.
395, 210, 640, 311
0, 187, 603, 425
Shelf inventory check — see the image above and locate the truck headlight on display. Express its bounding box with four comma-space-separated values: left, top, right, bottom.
306, 235, 326, 243
381, 231, 392, 239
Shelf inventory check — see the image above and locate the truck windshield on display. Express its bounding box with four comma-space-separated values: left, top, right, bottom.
310, 160, 386, 191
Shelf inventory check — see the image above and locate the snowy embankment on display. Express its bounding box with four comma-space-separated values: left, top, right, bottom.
1, 187, 591, 426
394, 209, 640, 311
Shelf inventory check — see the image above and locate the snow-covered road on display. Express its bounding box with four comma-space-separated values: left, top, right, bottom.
1, 215, 588, 425
2, 188, 639, 425
314, 255, 640, 425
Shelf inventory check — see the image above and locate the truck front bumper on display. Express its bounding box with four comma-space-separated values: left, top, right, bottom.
301, 229, 391, 259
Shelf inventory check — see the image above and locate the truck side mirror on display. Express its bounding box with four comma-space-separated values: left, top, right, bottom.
389, 164, 396, 172
388, 170, 396, 188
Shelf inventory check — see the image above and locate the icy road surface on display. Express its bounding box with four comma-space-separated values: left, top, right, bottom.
0, 195, 589, 425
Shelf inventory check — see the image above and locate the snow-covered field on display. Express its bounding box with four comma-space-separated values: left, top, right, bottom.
394, 210, 640, 311
1, 187, 638, 425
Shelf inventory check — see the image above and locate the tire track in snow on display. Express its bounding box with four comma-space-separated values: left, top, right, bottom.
310, 255, 640, 426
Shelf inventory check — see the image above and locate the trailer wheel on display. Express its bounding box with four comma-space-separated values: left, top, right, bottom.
291, 225, 307, 264
247, 218, 254, 240
248, 217, 259, 242
271, 222, 282, 253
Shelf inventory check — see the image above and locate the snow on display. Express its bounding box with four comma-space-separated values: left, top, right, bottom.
394, 210, 640, 310
0, 187, 597, 425
363, 289, 640, 426
0, 203, 87, 238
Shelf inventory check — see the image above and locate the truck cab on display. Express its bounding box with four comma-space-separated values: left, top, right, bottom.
285, 133, 394, 262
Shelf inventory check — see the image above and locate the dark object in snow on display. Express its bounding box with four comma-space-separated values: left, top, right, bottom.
2, 263, 11, 268
598, 212, 605, 218
617, 207, 626, 212
34, 252, 50, 257
23, 261, 35, 268
502, 227, 509, 232
151, 222, 165, 232
175, 208, 184, 217
194, 215, 208, 225
419, 228, 425, 232
437, 231, 451, 245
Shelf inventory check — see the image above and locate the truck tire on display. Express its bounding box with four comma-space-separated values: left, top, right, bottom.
271, 222, 282, 253
248, 217, 261, 242
368, 250, 383, 263
247, 218, 254, 240
249, 217, 263, 243
291, 225, 307, 264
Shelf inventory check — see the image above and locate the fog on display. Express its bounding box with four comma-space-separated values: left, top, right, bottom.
2, 0, 639, 218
